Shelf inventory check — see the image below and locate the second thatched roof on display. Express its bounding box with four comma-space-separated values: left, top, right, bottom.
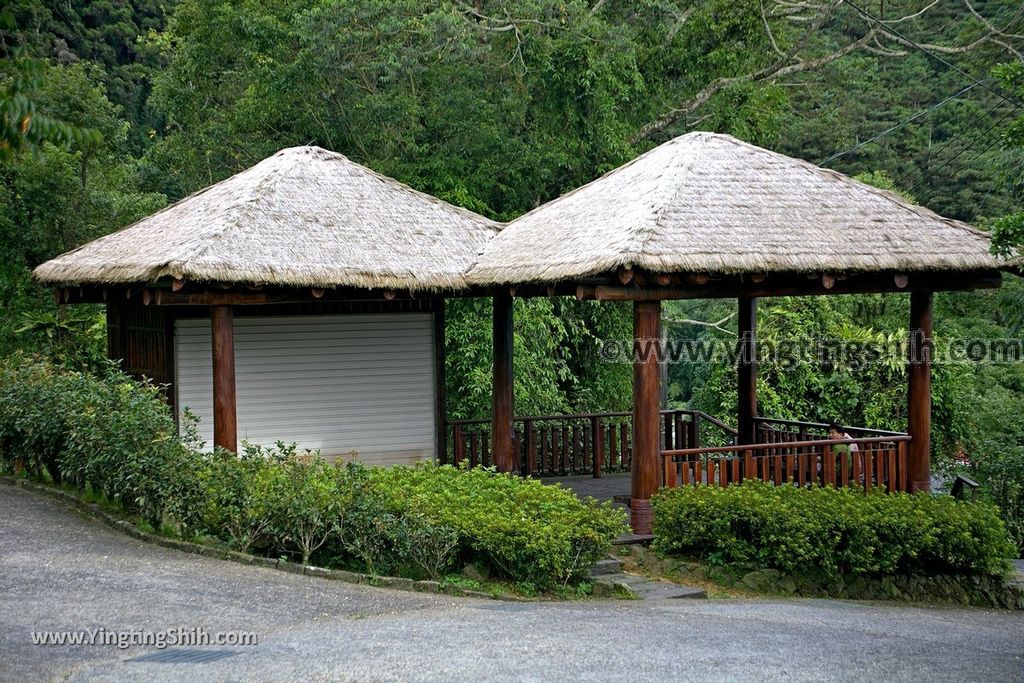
34, 146, 500, 292
466, 132, 1006, 285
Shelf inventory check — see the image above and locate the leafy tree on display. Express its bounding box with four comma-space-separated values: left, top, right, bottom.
0, 60, 165, 356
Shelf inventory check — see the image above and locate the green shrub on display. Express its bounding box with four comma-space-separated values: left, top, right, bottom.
0, 357, 81, 482
253, 451, 351, 565
0, 356, 625, 589
652, 481, 1015, 579
0, 356, 198, 526
194, 448, 277, 551
342, 491, 460, 580
367, 463, 628, 588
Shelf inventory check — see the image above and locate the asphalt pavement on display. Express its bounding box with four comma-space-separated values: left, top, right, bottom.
2, 484, 1022, 682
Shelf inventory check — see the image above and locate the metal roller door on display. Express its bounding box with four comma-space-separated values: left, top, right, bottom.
175, 313, 436, 465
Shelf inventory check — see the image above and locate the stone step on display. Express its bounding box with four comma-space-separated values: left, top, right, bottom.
592, 571, 707, 600
612, 533, 654, 546
590, 558, 625, 576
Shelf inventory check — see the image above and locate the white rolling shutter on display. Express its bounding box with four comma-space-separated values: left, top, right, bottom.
175, 313, 436, 465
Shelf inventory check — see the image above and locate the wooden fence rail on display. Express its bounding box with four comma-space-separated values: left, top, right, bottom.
661, 435, 911, 492
446, 409, 737, 478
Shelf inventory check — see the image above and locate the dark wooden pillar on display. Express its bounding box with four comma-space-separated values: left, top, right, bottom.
211, 305, 237, 453
631, 300, 661, 535
491, 293, 515, 472
907, 290, 933, 493
434, 300, 448, 464
737, 297, 758, 445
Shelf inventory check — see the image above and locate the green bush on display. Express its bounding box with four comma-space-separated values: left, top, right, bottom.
342, 490, 460, 580
652, 481, 1015, 579
194, 448, 277, 552
367, 463, 628, 588
0, 356, 198, 526
255, 453, 349, 565
0, 356, 625, 589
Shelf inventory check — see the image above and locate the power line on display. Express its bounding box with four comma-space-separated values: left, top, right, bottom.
905, 102, 1021, 199
819, 80, 986, 164
844, 0, 1024, 110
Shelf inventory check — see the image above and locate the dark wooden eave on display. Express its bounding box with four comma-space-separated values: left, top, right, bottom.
51, 267, 1004, 306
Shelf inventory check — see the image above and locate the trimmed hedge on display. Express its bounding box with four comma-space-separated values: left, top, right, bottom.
0, 356, 196, 525
367, 464, 627, 588
0, 356, 625, 590
652, 481, 1015, 579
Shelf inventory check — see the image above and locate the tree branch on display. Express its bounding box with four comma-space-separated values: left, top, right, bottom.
630, 0, 1023, 144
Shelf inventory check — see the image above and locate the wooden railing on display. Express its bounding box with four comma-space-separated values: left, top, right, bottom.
445, 409, 737, 478
661, 434, 912, 492
754, 416, 907, 443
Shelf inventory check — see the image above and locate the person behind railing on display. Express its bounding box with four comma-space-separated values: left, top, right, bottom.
828, 422, 859, 481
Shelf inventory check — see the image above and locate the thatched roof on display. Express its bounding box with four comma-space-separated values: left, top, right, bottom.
34, 146, 499, 291
466, 132, 1006, 286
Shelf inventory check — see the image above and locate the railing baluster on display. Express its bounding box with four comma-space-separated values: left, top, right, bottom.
875, 449, 885, 491
823, 444, 835, 487
516, 428, 524, 475
454, 426, 465, 466
591, 416, 603, 478
565, 428, 573, 475
524, 419, 536, 476
469, 432, 479, 468
621, 426, 630, 470
897, 440, 908, 492
607, 423, 618, 470
887, 445, 897, 493
664, 454, 677, 488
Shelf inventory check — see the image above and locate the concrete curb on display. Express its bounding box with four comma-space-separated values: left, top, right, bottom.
0, 476, 516, 602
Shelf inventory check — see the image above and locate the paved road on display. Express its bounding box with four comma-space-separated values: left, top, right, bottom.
2, 485, 1022, 683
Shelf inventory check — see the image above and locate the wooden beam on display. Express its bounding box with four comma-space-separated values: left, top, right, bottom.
210, 306, 237, 453
45, 268, 1007, 307
573, 270, 1002, 301
631, 300, 661, 535
907, 290, 933, 493
491, 293, 515, 472
737, 297, 758, 446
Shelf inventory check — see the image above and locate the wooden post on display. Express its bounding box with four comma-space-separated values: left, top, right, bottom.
210, 305, 237, 453
907, 290, 933, 493
631, 300, 661, 534
737, 297, 758, 446
591, 416, 603, 478
491, 293, 515, 472
434, 301, 448, 464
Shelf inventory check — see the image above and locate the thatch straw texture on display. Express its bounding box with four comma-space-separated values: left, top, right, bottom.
34, 146, 499, 291
466, 132, 1005, 285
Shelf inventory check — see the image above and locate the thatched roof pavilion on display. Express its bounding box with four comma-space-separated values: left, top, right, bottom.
33, 132, 1016, 535
35, 145, 500, 292
468, 132, 1004, 287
